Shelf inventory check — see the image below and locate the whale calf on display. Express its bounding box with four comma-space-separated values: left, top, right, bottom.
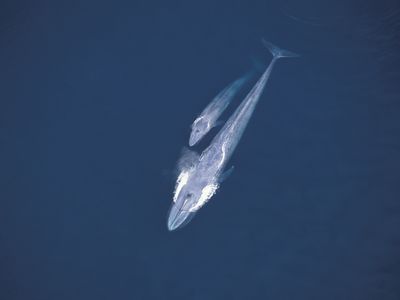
189, 74, 251, 147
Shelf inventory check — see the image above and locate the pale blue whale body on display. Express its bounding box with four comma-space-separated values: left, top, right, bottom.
168, 41, 298, 231
189, 74, 251, 146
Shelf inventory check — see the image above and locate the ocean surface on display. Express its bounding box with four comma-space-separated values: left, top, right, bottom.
1, 0, 400, 299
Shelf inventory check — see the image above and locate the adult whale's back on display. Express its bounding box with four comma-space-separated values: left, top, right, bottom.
209, 40, 299, 172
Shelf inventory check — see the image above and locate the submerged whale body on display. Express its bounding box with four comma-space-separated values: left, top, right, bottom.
168, 40, 299, 231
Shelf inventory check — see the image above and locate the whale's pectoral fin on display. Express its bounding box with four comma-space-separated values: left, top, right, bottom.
177, 147, 200, 171
213, 120, 225, 128
219, 166, 234, 183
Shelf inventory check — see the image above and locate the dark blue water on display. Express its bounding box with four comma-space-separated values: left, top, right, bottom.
1, 1, 400, 299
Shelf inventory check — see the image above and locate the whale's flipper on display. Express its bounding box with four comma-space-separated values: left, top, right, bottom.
213, 120, 225, 128
220, 166, 234, 183
177, 147, 199, 171
262, 39, 300, 59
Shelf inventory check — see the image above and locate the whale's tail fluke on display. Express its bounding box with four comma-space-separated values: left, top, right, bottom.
262, 39, 300, 59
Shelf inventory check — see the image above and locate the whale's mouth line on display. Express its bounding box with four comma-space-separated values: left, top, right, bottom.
167, 207, 197, 231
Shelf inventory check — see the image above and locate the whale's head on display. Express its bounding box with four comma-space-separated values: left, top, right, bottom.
167, 189, 198, 231
167, 168, 218, 231
189, 117, 210, 147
